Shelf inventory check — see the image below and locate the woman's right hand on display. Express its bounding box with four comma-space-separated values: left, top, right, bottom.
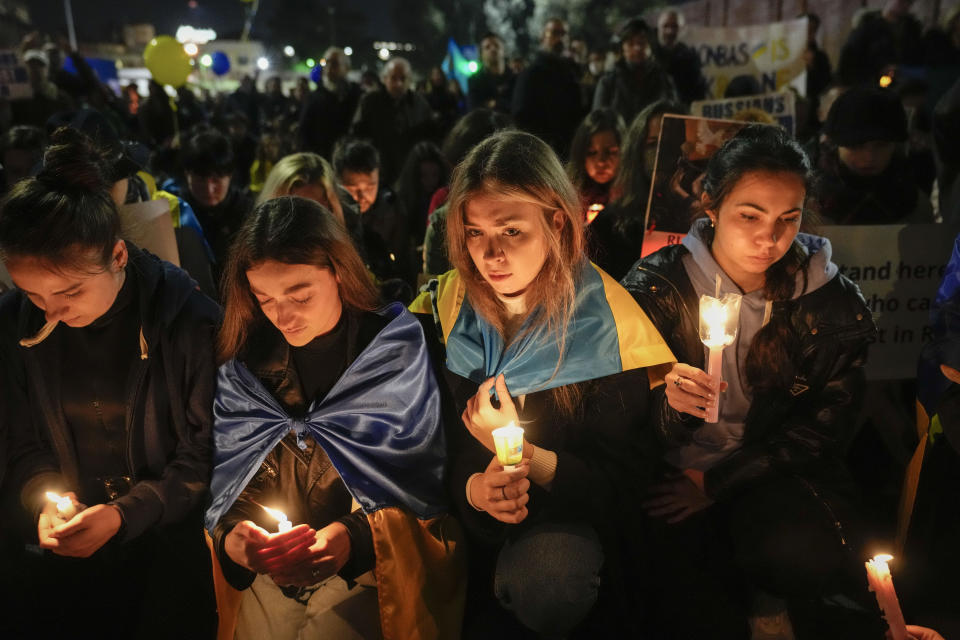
224, 521, 316, 574
469, 456, 530, 524
664, 363, 724, 419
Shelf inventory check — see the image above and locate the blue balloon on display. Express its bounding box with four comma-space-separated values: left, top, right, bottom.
211, 51, 230, 76
310, 65, 322, 83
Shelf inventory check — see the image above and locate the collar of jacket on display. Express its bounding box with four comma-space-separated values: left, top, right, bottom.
17, 244, 203, 360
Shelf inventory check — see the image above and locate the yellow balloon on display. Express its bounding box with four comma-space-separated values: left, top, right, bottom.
143, 35, 192, 88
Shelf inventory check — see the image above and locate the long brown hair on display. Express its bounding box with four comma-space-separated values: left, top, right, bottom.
218, 196, 379, 363
445, 130, 586, 413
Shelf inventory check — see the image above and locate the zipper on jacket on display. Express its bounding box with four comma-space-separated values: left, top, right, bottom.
125, 358, 151, 479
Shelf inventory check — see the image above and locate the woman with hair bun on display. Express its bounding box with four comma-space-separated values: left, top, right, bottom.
0, 127, 219, 635
622, 125, 884, 638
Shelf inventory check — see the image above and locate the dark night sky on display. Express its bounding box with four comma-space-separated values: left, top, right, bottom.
28, 0, 397, 45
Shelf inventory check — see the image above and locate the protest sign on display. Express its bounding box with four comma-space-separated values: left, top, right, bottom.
687, 17, 808, 99
830, 224, 956, 380
692, 91, 796, 135
0, 51, 32, 99
640, 114, 750, 256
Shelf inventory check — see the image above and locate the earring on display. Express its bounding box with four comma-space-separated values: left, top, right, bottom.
709, 218, 715, 228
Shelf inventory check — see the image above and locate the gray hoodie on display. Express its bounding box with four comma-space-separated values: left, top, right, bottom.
665, 218, 839, 471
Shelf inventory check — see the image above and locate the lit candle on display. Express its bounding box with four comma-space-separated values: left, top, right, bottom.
698, 289, 742, 423
262, 505, 293, 533
45, 491, 77, 520
865, 554, 908, 640
492, 422, 524, 471
585, 203, 604, 225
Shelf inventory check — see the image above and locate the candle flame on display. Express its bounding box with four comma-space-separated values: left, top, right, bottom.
872, 553, 894, 564
45, 491, 63, 502
262, 505, 288, 522
703, 302, 728, 346
585, 204, 604, 225
45, 491, 72, 511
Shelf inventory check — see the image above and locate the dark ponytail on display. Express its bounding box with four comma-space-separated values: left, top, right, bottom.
0, 127, 120, 271
700, 124, 818, 392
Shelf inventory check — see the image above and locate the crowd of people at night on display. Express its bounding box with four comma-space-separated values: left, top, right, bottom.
1, 1, 959, 638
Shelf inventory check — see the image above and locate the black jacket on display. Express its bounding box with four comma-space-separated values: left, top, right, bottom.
593, 59, 678, 126
1, 246, 220, 541
622, 245, 876, 500
511, 51, 585, 158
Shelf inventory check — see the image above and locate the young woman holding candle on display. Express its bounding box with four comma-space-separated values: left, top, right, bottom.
0, 127, 219, 635
409, 130, 675, 637
621, 125, 884, 638
206, 195, 463, 640
565, 108, 625, 217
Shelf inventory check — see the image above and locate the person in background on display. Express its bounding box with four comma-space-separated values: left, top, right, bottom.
580, 50, 607, 108
298, 47, 362, 160
623, 125, 883, 639
223, 111, 258, 189
11, 45, 71, 129
0, 125, 45, 194
395, 140, 450, 248
249, 132, 291, 195
227, 75, 262, 135
655, 9, 707, 105
511, 17, 585, 158
424, 66, 462, 138
802, 12, 833, 132
334, 138, 410, 285
410, 130, 675, 638
468, 32, 515, 113
814, 86, 933, 224
351, 57, 434, 186
0, 127, 218, 637
589, 100, 687, 280
923, 5, 960, 67
595, 17, 678, 126
838, 0, 924, 86
179, 127, 254, 266
260, 76, 294, 126
566, 109, 625, 215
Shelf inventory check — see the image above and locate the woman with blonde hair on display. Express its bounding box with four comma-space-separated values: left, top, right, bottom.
256, 152, 345, 222
410, 130, 674, 637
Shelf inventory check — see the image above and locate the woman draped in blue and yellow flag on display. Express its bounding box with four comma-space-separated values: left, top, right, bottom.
409, 130, 675, 638
206, 196, 464, 640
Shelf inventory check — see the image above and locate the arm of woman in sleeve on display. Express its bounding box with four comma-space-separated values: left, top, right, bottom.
704, 340, 869, 500
109, 299, 218, 540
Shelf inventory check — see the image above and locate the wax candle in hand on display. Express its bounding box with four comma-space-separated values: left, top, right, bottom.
262, 506, 293, 533
698, 291, 742, 423
865, 554, 908, 640
45, 491, 77, 520
492, 422, 524, 471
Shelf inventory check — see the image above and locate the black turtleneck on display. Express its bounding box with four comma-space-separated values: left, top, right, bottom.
290, 312, 349, 404
59, 269, 140, 504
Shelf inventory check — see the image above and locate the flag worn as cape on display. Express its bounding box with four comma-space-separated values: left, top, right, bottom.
410, 261, 674, 395
205, 303, 465, 639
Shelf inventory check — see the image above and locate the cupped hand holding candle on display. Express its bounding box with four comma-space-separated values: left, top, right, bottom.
45, 491, 79, 521
262, 505, 293, 533
468, 455, 531, 524
224, 518, 317, 574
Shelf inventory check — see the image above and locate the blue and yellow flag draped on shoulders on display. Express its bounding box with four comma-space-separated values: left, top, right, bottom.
206, 303, 464, 640
410, 261, 674, 392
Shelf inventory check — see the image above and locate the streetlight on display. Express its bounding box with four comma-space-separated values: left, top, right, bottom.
306, 58, 316, 68
378, 47, 389, 61
343, 46, 353, 56
257, 56, 270, 70
184, 42, 199, 56
283, 45, 295, 57
200, 53, 213, 67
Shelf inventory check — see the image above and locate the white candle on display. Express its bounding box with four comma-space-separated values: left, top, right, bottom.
698, 292, 742, 423
262, 505, 293, 533
45, 491, 76, 520
864, 554, 907, 640
492, 422, 524, 471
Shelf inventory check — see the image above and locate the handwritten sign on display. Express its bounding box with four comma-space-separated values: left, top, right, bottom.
687, 17, 808, 99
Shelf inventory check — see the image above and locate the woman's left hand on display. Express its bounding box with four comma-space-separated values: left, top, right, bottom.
462, 374, 520, 454
41, 504, 122, 557
643, 471, 714, 524
269, 522, 352, 588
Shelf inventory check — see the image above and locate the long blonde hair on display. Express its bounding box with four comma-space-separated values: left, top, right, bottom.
446, 131, 586, 411
257, 152, 345, 225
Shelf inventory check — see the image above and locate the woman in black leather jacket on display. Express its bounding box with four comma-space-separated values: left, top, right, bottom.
621, 125, 884, 639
